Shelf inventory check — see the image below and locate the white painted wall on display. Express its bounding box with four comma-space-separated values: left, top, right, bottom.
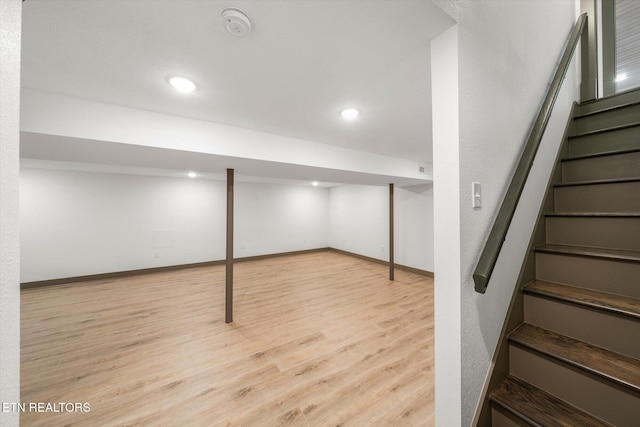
235, 182, 329, 258
395, 184, 434, 272
20, 169, 431, 282
20, 168, 329, 283
432, 1, 581, 425
20, 168, 224, 282
328, 184, 433, 272
329, 185, 388, 261
431, 24, 461, 427
0, 1, 21, 425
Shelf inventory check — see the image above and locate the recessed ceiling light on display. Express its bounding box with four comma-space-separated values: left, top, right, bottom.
340, 108, 360, 121
168, 76, 197, 93
312, 181, 319, 187
188, 171, 197, 178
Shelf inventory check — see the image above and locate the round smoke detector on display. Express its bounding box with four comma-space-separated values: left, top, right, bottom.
221, 8, 252, 37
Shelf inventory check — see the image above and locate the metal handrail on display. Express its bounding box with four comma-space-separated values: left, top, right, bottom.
473, 13, 588, 293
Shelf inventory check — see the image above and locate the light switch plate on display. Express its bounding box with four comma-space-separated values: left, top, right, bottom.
472, 182, 481, 208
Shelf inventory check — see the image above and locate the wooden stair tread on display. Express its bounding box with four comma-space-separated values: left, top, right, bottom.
490, 375, 612, 427
524, 280, 640, 319
562, 146, 640, 161
509, 324, 640, 392
578, 87, 640, 105
535, 244, 640, 263
568, 122, 640, 139
555, 177, 640, 188
546, 212, 640, 217
574, 99, 640, 119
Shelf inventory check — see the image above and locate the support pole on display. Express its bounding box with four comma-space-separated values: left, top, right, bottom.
389, 183, 395, 281
225, 169, 234, 323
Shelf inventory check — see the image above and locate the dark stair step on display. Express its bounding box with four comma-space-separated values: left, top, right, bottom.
546, 212, 640, 217
490, 375, 612, 427
535, 244, 640, 263
576, 88, 640, 116
553, 178, 640, 214
571, 103, 640, 135
561, 148, 640, 183
524, 280, 640, 320
569, 122, 640, 139
574, 100, 640, 119
534, 244, 640, 299
566, 119, 640, 158
523, 280, 640, 359
566, 124, 640, 158
563, 146, 640, 162
555, 176, 640, 186
568, 88, 640, 157
509, 324, 640, 393
545, 214, 640, 251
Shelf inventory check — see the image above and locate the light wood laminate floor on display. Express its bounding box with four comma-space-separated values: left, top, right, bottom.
21, 251, 434, 426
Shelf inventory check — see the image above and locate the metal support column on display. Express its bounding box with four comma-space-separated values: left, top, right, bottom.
389, 183, 395, 281
225, 168, 234, 323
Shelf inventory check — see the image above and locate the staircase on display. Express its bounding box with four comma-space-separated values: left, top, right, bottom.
489, 88, 640, 426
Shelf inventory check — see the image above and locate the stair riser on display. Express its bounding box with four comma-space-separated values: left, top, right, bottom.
567, 126, 640, 158
571, 103, 640, 136
524, 294, 640, 359
510, 345, 640, 427
576, 90, 640, 116
536, 252, 640, 298
546, 216, 640, 251
555, 181, 640, 213
491, 407, 531, 427
562, 151, 640, 183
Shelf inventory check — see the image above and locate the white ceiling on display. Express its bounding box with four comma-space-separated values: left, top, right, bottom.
20, 0, 454, 181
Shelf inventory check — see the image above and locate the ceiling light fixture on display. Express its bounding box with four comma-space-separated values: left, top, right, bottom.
188, 171, 197, 178
168, 76, 197, 93
312, 181, 319, 187
340, 108, 360, 121
221, 8, 252, 37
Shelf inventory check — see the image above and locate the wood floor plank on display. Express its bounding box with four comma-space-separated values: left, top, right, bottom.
20, 251, 434, 426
